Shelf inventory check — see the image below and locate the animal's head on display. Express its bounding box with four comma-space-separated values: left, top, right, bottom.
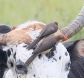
0, 6, 84, 75
0, 6, 84, 78
0, 21, 67, 75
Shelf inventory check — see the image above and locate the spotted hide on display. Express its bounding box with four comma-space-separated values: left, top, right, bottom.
2, 21, 70, 78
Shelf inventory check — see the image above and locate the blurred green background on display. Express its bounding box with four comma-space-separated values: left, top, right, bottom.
0, 0, 84, 41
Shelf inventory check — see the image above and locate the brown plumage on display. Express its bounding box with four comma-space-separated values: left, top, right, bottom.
32, 35, 62, 54
28, 22, 58, 50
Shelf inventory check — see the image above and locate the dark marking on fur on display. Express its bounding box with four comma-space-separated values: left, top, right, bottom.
10, 62, 13, 67
65, 62, 70, 71
38, 54, 42, 59
23, 45, 28, 47
46, 51, 54, 59
45, 46, 56, 58
33, 74, 36, 77
53, 58, 57, 61
59, 56, 61, 60
7, 49, 11, 57
65, 52, 68, 56
13, 52, 16, 59
51, 45, 56, 52
52, 61, 53, 62
68, 63, 71, 67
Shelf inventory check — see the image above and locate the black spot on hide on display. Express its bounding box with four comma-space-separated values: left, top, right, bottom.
65, 52, 68, 56
38, 54, 42, 59
23, 44, 28, 47
13, 52, 16, 59
7, 49, 11, 57
59, 56, 61, 60
65, 62, 71, 71
10, 62, 13, 67
46, 46, 55, 59
33, 74, 36, 77
53, 58, 57, 61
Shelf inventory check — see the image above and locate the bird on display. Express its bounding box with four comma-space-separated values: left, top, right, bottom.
27, 22, 58, 50
24, 35, 64, 67
32, 35, 62, 54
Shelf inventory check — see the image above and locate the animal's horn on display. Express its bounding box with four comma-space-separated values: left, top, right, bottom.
0, 34, 7, 45
60, 5, 84, 39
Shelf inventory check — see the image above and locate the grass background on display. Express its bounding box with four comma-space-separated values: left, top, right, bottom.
0, 0, 84, 41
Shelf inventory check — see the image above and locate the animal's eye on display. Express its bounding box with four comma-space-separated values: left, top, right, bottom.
16, 65, 23, 69
7, 49, 11, 57
10, 62, 13, 67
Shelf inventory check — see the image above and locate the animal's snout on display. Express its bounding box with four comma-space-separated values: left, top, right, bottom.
16, 60, 28, 74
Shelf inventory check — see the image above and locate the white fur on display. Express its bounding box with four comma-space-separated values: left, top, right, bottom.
4, 43, 70, 78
